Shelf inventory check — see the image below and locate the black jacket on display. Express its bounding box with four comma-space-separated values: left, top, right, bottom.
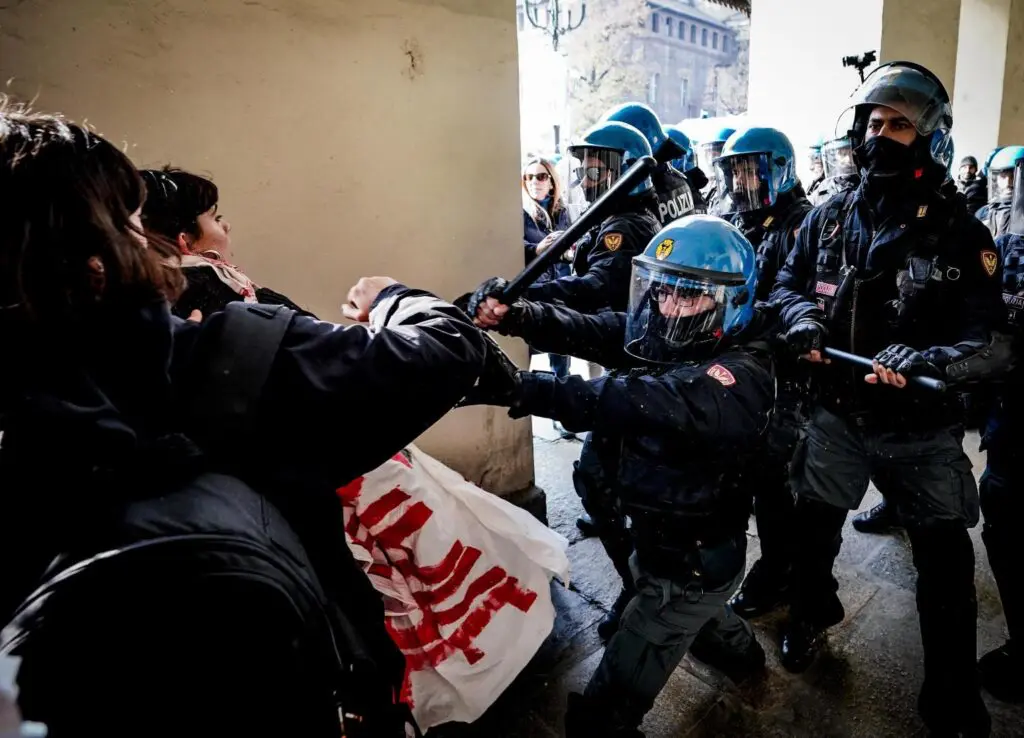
771, 181, 1006, 427
173, 266, 317, 320
523, 206, 572, 282
652, 164, 698, 224
501, 301, 775, 546
734, 186, 814, 303
0, 285, 487, 622
522, 197, 660, 313
959, 176, 988, 216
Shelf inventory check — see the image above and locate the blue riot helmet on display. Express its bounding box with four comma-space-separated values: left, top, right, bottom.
567, 121, 654, 206
982, 146, 1005, 177
713, 127, 798, 215
822, 136, 857, 179
603, 102, 684, 162
988, 145, 1024, 204
1010, 158, 1024, 237
695, 127, 735, 174
664, 125, 694, 172
625, 215, 757, 363
836, 61, 953, 176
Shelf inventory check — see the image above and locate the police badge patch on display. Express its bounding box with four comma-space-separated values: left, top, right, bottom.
604, 233, 623, 252
981, 250, 998, 277
706, 364, 736, 386
655, 239, 674, 260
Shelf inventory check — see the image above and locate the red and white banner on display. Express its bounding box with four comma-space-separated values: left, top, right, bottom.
338, 446, 570, 729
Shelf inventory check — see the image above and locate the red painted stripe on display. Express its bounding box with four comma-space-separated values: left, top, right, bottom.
376, 502, 433, 548
360, 487, 411, 528
336, 476, 364, 502
434, 566, 506, 626
412, 547, 483, 606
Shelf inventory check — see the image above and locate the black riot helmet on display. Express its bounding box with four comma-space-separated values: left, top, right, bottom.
1011, 158, 1024, 237
836, 61, 954, 177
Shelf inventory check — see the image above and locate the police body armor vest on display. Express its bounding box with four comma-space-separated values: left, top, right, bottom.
811, 190, 963, 421
653, 167, 697, 225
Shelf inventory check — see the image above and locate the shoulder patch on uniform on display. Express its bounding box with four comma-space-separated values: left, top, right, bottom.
917, 205, 928, 218
655, 238, 674, 260
706, 364, 736, 386
603, 233, 623, 252
981, 249, 998, 277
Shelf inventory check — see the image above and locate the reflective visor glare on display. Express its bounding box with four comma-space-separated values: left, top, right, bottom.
567, 147, 623, 204
714, 153, 772, 214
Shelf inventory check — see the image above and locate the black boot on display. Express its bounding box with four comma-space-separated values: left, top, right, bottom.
576, 513, 598, 537
729, 559, 790, 619
689, 636, 767, 686
598, 588, 636, 641
979, 640, 1024, 703
851, 499, 901, 534
565, 692, 645, 738
780, 613, 841, 673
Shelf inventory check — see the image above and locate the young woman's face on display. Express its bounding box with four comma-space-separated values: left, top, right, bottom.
189, 205, 232, 259
524, 163, 553, 201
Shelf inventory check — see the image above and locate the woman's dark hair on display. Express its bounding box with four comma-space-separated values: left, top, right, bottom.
139, 167, 219, 244
0, 99, 182, 322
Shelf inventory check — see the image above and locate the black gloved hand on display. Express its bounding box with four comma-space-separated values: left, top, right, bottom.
457, 333, 523, 407
873, 344, 943, 379
466, 277, 509, 325
784, 319, 827, 355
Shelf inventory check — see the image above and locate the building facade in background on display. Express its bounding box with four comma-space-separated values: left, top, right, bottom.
516, 0, 748, 157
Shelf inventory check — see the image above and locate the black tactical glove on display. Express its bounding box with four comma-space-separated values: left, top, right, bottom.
465, 277, 509, 324
457, 332, 523, 407
873, 344, 943, 379
784, 319, 827, 355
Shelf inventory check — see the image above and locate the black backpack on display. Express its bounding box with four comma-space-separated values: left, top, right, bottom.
1, 303, 417, 737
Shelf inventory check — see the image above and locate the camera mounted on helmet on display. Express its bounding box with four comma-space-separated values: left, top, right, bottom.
567, 120, 654, 206
625, 215, 757, 364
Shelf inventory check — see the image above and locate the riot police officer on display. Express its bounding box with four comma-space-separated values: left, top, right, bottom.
711, 126, 813, 618
467, 121, 660, 316
696, 126, 736, 214
469, 216, 775, 737
467, 121, 661, 637
807, 138, 829, 206
665, 124, 710, 210
978, 146, 1024, 240
772, 61, 1005, 735
603, 103, 703, 221
978, 155, 1024, 703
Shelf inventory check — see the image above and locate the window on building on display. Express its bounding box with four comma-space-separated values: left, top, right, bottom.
690, 24, 697, 43
702, 28, 708, 46
652, 12, 659, 32
666, 17, 673, 36
723, 34, 729, 53
680, 78, 688, 110
678, 21, 685, 40
648, 72, 660, 106
713, 32, 718, 49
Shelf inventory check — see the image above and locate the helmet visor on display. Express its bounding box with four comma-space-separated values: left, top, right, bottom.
1011, 159, 1024, 237
989, 167, 1015, 204
567, 146, 623, 206
822, 137, 857, 179
714, 152, 775, 214
625, 262, 730, 362
697, 141, 725, 173
843, 64, 951, 137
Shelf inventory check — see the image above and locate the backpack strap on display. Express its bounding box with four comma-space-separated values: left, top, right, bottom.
187, 303, 295, 446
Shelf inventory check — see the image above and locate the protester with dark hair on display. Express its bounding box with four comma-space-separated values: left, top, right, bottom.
140, 166, 314, 318
0, 100, 497, 736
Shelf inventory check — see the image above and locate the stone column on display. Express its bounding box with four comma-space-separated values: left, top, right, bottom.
879, 0, 962, 93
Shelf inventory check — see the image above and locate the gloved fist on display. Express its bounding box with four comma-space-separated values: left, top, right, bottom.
868, 344, 942, 389
457, 333, 523, 408
466, 277, 510, 328
784, 319, 828, 361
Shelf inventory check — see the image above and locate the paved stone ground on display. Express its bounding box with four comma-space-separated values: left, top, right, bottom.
432, 358, 1024, 738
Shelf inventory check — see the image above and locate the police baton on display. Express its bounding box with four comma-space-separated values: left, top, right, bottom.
823, 347, 947, 392
500, 154, 660, 303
